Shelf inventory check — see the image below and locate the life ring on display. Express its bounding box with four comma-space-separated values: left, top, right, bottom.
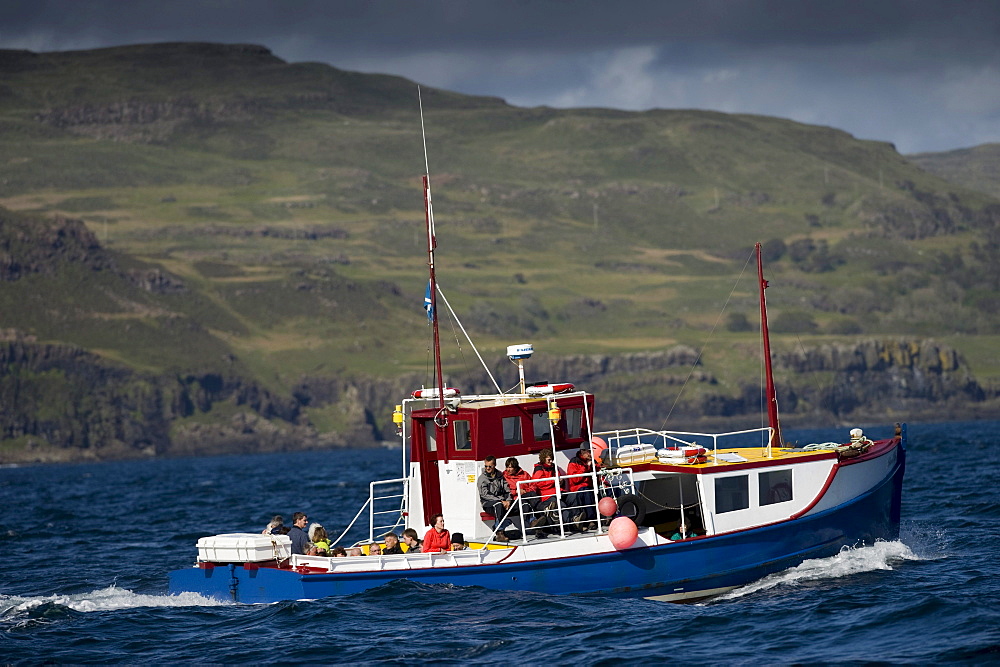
615, 493, 646, 525
412, 387, 459, 399
525, 382, 575, 396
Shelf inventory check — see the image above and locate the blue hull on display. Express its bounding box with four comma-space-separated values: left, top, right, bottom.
170, 441, 905, 603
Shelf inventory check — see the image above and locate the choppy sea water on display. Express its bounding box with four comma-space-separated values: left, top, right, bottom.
1, 421, 998, 664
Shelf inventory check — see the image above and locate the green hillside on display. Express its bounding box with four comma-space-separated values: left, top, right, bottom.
1, 42, 998, 462
908, 143, 1000, 199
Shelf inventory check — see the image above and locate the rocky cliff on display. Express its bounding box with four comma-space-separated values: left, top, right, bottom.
1, 332, 995, 465
0, 331, 346, 463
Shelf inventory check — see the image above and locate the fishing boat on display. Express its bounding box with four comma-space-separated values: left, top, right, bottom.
169, 128, 906, 605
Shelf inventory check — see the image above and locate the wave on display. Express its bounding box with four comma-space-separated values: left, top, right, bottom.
715, 539, 922, 601
0, 585, 228, 620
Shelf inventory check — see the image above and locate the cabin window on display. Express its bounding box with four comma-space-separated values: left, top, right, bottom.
532, 412, 552, 442
422, 420, 437, 453
502, 416, 522, 446
564, 408, 582, 439
453, 420, 472, 451
715, 475, 749, 513
759, 469, 793, 505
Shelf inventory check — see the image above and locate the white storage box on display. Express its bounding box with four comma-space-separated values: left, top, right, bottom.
196, 533, 291, 563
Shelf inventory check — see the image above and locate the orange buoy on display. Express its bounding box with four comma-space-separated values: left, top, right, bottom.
590, 436, 608, 466
608, 516, 638, 550
598, 496, 618, 517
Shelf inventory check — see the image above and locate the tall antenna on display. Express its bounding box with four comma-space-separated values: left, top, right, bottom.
419, 87, 431, 181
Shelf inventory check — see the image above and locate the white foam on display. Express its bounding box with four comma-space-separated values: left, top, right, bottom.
0, 585, 229, 617
716, 539, 921, 601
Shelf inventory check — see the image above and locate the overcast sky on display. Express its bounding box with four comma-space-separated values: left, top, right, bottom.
2, 0, 998, 154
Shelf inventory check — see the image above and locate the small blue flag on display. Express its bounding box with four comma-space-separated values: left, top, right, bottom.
424, 281, 433, 323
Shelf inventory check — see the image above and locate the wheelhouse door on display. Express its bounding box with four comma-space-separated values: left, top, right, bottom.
415, 418, 445, 525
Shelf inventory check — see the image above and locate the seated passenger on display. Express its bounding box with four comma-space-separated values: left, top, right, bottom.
451, 532, 467, 551
331, 546, 347, 557
531, 449, 579, 530
478, 456, 512, 541
566, 447, 597, 529
308, 526, 330, 555
504, 457, 533, 534
402, 528, 422, 553
347, 547, 363, 556
382, 532, 404, 554
422, 513, 451, 553
669, 522, 701, 540
262, 514, 284, 535
368, 542, 382, 556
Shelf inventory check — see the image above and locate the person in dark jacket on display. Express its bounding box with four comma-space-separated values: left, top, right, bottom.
402, 528, 422, 553
382, 532, 404, 554
478, 456, 512, 540
287, 512, 310, 555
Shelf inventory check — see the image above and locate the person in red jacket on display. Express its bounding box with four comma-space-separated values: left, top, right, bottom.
504, 457, 533, 498
530, 448, 581, 533
503, 457, 534, 537
422, 513, 451, 553
566, 447, 597, 529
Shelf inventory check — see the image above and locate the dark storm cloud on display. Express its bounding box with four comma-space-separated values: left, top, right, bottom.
1, 0, 999, 153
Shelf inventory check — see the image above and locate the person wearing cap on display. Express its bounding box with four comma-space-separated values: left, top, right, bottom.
451, 533, 467, 550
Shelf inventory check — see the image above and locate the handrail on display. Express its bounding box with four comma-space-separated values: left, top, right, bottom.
506, 468, 635, 541
369, 477, 409, 542
593, 426, 773, 459
331, 497, 371, 546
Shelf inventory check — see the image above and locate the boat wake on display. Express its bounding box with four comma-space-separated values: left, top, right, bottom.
716, 540, 921, 601
0, 585, 227, 626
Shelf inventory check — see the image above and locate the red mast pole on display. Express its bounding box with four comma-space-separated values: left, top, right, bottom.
423, 175, 447, 445
756, 242, 782, 449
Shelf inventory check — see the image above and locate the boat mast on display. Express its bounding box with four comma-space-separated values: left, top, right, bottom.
756, 242, 782, 450
419, 90, 447, 444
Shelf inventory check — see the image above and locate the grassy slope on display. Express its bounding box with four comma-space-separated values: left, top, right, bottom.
908, 143, 1000, 199
1, 42, 999, 404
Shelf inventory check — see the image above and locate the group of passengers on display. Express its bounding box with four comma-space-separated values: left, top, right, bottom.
263, 511, 468, 557
262, 446, 601, 559
478, 447, 600, 540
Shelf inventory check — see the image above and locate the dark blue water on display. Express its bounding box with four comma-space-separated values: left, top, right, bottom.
2, 421, 998, 664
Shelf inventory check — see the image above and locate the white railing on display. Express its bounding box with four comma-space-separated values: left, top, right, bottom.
594, 426, 774, 460
368, 477, 409, 542
483, 468, 635, 542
